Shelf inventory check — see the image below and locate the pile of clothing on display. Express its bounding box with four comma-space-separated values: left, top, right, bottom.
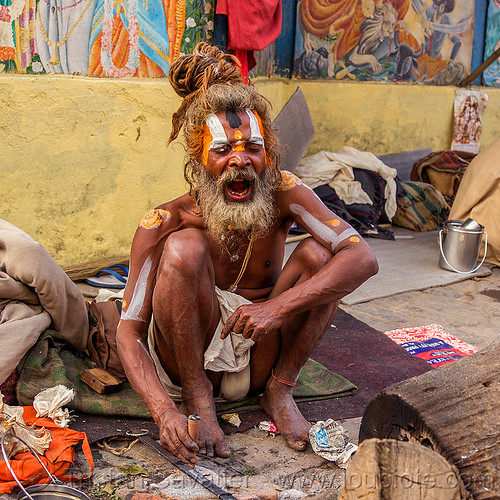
293, 146, 476, 236
0, 220, 89, 396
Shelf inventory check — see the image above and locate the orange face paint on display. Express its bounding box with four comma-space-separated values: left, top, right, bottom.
202, 123, 213, 166
253, 111, 272, 167
201, 110, 266, 164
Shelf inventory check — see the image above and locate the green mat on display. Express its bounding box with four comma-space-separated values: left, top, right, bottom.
16, 330, 356, 417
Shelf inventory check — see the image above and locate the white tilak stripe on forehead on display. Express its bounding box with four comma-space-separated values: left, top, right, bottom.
206, 114, 229, 149
245, 109, 265, 145
290, 204, 360, 252
121, 255, 152, 323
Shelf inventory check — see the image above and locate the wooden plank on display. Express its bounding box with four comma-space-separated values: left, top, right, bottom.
359, 342, 500, 499
81, 367, 123, 394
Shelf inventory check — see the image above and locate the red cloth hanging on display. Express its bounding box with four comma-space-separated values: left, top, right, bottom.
216, 0, 282, 76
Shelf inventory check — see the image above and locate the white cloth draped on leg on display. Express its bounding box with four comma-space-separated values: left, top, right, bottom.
148, 287, 255, 402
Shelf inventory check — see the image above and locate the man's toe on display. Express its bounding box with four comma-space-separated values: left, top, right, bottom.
286, 437, 307, 451
215, 442, 231, 458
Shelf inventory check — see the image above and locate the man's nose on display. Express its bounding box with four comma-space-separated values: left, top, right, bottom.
228, 148, 250, 168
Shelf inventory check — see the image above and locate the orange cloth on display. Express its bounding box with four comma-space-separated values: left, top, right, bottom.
0, 407, 94, 494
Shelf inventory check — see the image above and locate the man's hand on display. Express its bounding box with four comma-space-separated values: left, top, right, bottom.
158, 408, 199, 465
221, 300, 284, 342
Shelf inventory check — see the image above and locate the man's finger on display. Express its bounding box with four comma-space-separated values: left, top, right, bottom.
178, 426, 199, 453
221, 310, 240, 338
163, 428, 198, 464
250, 329, 261, 342
162, 437, 190, 464
241, 321, 254, 339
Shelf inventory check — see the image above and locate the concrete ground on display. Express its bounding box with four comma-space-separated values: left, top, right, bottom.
3, 258, 498, 500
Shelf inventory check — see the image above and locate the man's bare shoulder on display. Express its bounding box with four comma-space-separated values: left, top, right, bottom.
274, 170, 318, 208
136, 193, 197, 233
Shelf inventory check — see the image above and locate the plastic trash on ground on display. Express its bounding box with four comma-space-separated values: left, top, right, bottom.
258, 420, 280, 435
221, 412, 241, 427
309, 419, 358, 468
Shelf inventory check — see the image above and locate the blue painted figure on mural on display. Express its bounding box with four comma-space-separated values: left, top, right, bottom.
411, 0, 472, 62
294, 46, 328, 78
423, 0, 461, 59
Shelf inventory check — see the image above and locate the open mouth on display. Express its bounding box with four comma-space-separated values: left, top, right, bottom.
227, 178, 252, 200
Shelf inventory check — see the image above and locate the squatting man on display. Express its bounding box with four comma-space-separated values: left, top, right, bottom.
116, 43, 378, 465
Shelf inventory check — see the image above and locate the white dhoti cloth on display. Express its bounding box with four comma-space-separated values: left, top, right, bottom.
148, 287, 255, 402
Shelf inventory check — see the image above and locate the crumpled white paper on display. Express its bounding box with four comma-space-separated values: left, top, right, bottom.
309, 419, 358, 468
33, 385, 74, 427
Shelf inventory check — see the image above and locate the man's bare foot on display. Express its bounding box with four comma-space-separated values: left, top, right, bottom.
180, 386, 231, 458
261, 377, 311, 451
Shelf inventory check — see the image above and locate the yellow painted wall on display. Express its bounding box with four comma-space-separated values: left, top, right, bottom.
1, 74, 499, 266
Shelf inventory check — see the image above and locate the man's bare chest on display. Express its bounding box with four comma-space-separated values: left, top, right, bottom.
211, 236, 285, 295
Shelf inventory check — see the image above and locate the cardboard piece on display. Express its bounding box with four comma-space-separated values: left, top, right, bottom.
273, 87, 315, 173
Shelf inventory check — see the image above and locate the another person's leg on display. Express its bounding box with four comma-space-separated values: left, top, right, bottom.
151, 228, 230, 457
250, 237, 337, 450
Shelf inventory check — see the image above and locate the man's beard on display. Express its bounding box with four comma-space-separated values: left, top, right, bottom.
193, 165, 276, 251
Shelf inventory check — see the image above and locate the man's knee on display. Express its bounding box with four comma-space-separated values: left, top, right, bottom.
291, 237, 333, 274
159, 228, 210, 276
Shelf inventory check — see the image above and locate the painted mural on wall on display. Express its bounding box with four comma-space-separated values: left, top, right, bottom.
294, 0, 475, 84
0, 0, 212, 76
483, 0, 500, 86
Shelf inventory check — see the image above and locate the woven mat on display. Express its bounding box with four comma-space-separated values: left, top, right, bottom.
16, 330, 355, 431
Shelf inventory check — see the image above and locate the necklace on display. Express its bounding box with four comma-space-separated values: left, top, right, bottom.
37, 0, 94, 65
227, 238, 254, 293
101, 0, 139, 77
41, 0, 86, 12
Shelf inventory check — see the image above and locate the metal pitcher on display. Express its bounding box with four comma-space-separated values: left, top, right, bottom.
438, 219, 488, 274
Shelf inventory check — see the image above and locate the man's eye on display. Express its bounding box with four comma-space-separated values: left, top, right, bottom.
214, 145, 231, 154
246, 143, 263, 152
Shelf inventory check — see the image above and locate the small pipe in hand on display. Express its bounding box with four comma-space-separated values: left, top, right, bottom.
188, 413, 201, 442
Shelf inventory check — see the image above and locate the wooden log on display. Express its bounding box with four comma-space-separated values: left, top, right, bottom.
338, 438, 465, 499
359, 342, 500, 499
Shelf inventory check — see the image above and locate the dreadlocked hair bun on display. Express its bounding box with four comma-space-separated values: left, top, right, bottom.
168, 43, 243, 143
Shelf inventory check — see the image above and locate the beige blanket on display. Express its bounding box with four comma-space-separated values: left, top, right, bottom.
449, 138, 500, 266
295, 146, 398, 219
0, 220, 89, 384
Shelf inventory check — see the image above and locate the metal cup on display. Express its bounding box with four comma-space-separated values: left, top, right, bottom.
460, 218, 483, 231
